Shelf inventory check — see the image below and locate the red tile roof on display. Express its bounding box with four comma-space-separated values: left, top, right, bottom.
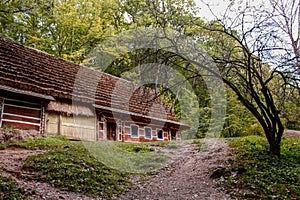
0, 37, 178, 122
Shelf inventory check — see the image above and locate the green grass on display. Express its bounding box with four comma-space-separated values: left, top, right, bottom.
144, 140, 180, 150
0, 135, 71, 150
9, 136, 133, 199
145, 141, 172, 147
116, 142, 155, 153
224, 136, 300, 199
84, 141, 168, 174
1, 136, 132, 198
0, 136, 181, 198
23, 143, 130, 198
0, 174, 27, 200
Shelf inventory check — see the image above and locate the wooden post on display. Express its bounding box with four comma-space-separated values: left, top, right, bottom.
0, 98, 4, 128
58, 114, 62, 135
39, 103, 45, 135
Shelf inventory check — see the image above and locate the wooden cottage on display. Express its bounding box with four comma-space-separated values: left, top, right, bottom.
0, 38, 188, 142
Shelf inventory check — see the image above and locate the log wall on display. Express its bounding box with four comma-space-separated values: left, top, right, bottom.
46, 112, 96, 141
0, 98, 42, 131
122, 120, 169, 142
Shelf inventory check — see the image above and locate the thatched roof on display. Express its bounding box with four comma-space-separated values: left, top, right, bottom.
47, 101, 94, 117
0, 37, 178, 123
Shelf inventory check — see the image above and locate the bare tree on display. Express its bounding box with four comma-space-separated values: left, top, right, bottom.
268, 0, 300, 92
196, 0, 300, 156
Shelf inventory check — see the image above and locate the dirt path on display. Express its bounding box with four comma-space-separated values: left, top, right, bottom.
0, 139, 233, 200
284, 129, 300, 139
115, 138, 233, 200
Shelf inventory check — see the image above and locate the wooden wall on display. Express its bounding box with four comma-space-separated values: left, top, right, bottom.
0, 98, 42, 132
96, 112, 180, 142
0, 97, 180, 143
46, 112, 96, 141
122, 120, 170, 142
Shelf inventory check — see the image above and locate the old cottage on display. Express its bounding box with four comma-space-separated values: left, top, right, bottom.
0, 38, 188, 142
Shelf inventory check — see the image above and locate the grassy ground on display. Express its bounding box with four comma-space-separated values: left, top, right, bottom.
0, 135, 70, 150
0, 136, 179, 198
224, 136, 300, 199
1, 136, 131, 198
4, 135, 299, 199
84, 140, 179, 174
0, 174, 26, 200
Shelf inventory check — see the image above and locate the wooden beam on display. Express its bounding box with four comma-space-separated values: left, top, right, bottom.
0, 85, 55, 101
4, 103, 41, 111
2, 119, 40, 126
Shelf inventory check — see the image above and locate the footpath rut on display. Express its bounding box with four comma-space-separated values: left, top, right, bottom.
115, 139, 233, 200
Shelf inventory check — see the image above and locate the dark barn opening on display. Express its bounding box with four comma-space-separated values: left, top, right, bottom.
107, 122, 117, 141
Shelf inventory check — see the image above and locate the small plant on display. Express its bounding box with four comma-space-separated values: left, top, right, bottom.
145, 141, 170, 147
166, 142, 179, 149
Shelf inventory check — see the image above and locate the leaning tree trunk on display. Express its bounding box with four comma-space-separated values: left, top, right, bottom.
221, 74, 285, 157
262, 118, 284, 157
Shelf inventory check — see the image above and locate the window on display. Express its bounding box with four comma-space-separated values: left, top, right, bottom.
157, 129, 163, 140
130, 125, 139, 138
144, 127, 152, 139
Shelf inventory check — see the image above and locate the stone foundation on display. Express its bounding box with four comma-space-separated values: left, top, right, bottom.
0, 129, 40, 143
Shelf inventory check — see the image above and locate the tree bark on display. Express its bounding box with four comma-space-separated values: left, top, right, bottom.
267, 132, 281, 157
264, 122, 284, 157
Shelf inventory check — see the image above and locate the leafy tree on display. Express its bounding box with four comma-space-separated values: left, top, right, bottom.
95, 0, 210, 138
222, 87, 264, 137
0, 0, 118, 63
281, 88, 300, 130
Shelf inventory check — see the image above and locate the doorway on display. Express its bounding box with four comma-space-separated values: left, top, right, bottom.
107, 122, 117, 141
171, 130, 177, 140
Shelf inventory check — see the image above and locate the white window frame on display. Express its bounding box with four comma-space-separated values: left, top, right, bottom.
156, 128, 164, 140
144, 127, 152, 139
130, 124, 139, 138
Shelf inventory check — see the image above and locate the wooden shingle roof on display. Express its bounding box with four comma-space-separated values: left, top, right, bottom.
0, 37, 178, 123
